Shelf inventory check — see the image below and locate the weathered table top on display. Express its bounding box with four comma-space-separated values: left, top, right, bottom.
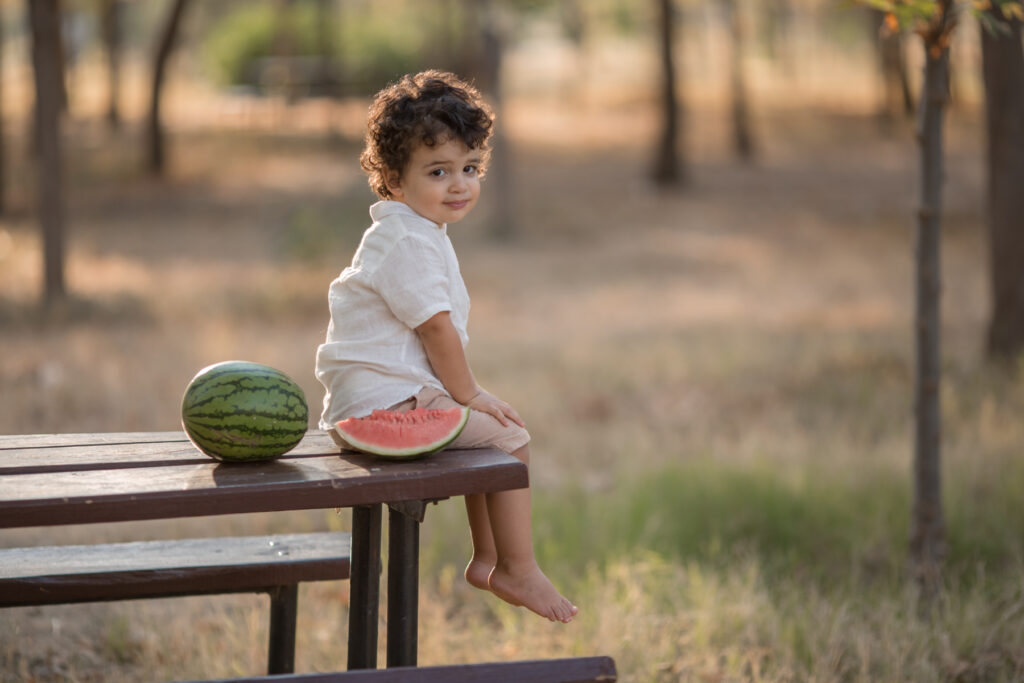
0, 431, 529, 528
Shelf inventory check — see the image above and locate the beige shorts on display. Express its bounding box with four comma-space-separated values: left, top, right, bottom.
330, 386, 530, 455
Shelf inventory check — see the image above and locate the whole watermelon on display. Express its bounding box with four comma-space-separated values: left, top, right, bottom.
181, 360, 309, 462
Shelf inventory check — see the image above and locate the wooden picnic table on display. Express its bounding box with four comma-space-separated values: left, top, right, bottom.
0, 431, 528, 671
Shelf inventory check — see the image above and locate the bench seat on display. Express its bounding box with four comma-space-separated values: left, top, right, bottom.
176, 655, 619, 682
0, 532, 351, 674
0, 531, 350, 606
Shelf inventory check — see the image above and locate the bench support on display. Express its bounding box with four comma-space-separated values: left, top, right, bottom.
346, 500, 427, 670
386, 503, 422, 668
268, 584, 299, 674
348, 504, 382, 670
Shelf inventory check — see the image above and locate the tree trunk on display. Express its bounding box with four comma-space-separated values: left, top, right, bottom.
271, 0, 299, 102
480, 0, 515, 241
146, 0, 190, 176
910, 9, 952, 608
55, 0, 68, 114
100, 0, 123, 131
722, 0, 754, 160
462, 0, 515, 241
0, 6, 6, 216
871, 9, 914, 128
762, 0, 795, 72
28, 0, 67, 309
980, 8, 1024, 360
314, 0, 338, 97
559, 0, 587, 97
651, 0, 683, 185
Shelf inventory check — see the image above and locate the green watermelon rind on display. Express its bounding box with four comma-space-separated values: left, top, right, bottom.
335, 406, 470, 460
181, 360, 309, 462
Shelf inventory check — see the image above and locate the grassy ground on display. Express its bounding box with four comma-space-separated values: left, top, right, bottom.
1, 83, 1022, 681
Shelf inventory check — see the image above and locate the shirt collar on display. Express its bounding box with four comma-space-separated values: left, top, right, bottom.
370, 200, 447, 233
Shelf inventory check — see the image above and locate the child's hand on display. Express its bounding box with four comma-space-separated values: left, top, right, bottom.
466, 389, 525, 428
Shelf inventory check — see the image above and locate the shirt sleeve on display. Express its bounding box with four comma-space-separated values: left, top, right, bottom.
373, 233, 452, 329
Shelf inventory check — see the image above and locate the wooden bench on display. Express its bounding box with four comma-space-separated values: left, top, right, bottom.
175, 656, 619, 682
0, 531, 351, 675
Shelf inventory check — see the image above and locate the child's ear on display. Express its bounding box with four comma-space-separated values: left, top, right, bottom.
384, 170, 403, 198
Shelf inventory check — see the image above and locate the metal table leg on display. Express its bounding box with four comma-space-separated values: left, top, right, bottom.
348, 504, 382, 670
267, 584, 298, 674
387, 500, 426, 668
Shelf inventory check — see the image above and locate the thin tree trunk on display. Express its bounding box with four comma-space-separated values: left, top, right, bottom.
28, 0, 67, 309
723, 0, 754, 160
871, 9, 914, 128
0, 5, 6, 216
479, 0, 515, 241
652, 0, 682, 185
980, 7, 1024, 359
763, 0, 795, 73
560, 0, 587, 97
910, 5, 952, 609
272, 0, 298, 102
55, 0, 68, 114
146, 0, 190, 176
314, 0, 338, 96
100, 0, 123, 131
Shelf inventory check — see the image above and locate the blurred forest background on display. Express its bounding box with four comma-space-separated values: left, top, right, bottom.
2, 0, 1024, 681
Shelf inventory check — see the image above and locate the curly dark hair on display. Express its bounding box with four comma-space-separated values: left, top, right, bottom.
360, 70, 494, 200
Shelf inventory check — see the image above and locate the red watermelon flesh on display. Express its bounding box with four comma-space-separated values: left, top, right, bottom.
334, 406, 470, 458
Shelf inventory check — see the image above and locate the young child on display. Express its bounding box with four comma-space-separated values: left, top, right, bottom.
315, 70, 577, 623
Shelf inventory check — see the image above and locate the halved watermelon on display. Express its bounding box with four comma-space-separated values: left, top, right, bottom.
334, 406, 470, 459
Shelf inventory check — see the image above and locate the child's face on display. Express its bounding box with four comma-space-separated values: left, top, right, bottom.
386, 137, 482, 226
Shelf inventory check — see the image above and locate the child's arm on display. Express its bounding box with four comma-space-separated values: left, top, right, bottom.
416, 311, 524, 428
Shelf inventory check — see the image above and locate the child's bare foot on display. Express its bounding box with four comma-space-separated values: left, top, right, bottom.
466, 557, 523, 605
488, 560, 578, 623
464, 557, 495, 592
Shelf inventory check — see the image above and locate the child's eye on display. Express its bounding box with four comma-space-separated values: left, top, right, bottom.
463, 165, 478, 175
430, 168, 447, 177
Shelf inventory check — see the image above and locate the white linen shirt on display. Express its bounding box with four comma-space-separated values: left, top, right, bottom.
315, 201, 470, 429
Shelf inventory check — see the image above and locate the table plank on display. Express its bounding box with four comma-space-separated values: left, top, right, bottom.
0, 447, 527, 528
0, 431, 340, 475
0, 432, 187, 449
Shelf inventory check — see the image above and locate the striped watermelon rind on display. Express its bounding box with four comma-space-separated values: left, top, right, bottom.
181, 360, 309, 462
335, 406, 470, 459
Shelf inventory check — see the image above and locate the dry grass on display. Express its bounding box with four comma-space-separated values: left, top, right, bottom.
1, 67, 1022, 682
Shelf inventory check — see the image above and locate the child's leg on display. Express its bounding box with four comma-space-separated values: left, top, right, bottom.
484, 444, 578, 623
464, 494, 500, 592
